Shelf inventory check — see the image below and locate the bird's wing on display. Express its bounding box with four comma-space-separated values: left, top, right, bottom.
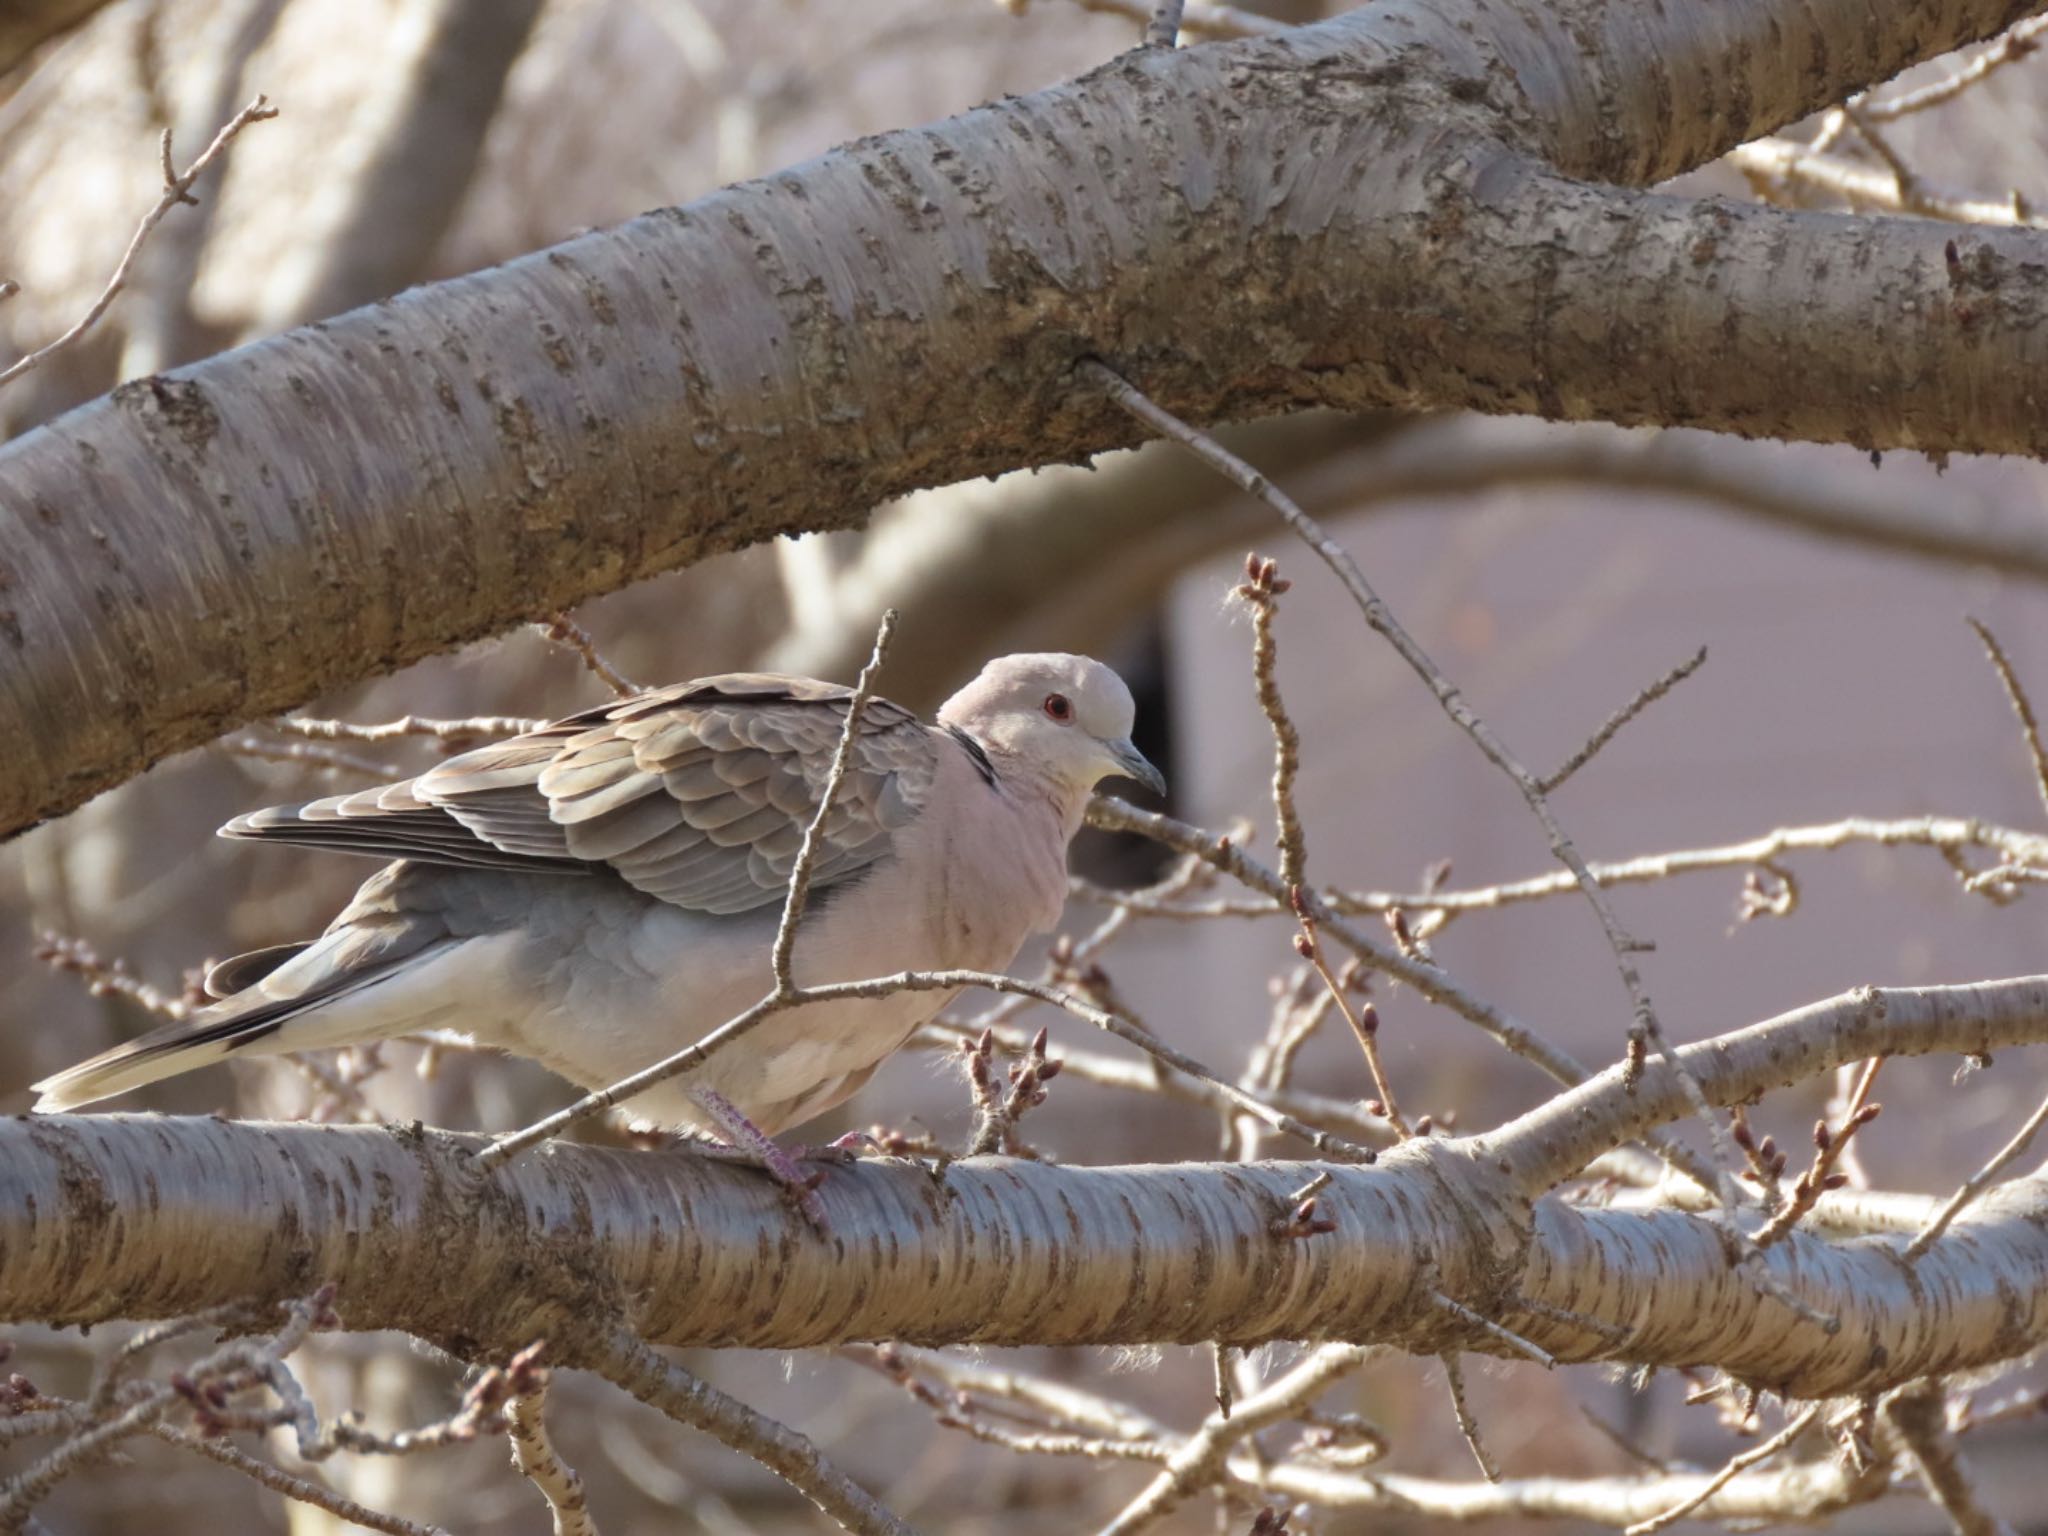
223, 675, 941, 914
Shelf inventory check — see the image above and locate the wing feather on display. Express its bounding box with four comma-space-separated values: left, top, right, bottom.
219, 674, 943, 914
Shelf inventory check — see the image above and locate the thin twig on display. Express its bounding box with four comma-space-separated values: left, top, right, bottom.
507, 1382, 598, 1536
221, 732, 398, 778
1622, 1405, 1821, 1536
34, 931, 190, 1020
1144, 0, 1186, 45
773, 609, 896, 995
1428, 1291, 1556, 1368
1753, 1060, 1883, 1250
274, 713, 546, 745
857, 1345, 1165, 1462
0, 96, 277, 391
1863, 16, 2048, 120
592, 1328, 913, 1536
964, 1025, 1062, 1157
1237, 555, 1306, 891
1539, 647, 1707, 794
153, 1426, 450, 1536
1439, 1353, 1500, 1482
1313, 814, 2048, 919
478, 964, 1374, 1171
1084, 795, 1713, 1192
536, 614, 638, 697
1966, 617, 2048, 825
1906, 1088, 2048, 1258
1295, 906, 1409, 1137
1096, 1345, 1377, 1536
1083, 358, 1734, 1201
1884, 1384, 2018, 1536
1018, 0, 1288, 39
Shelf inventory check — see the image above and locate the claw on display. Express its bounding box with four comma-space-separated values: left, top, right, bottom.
687, 1088, 833, 1234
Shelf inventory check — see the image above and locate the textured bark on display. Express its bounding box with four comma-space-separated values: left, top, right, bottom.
7, 977, 2048, 1397
1, 0, 2044, 837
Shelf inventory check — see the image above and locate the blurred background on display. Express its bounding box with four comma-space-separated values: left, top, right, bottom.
3, 0, 2048, 1530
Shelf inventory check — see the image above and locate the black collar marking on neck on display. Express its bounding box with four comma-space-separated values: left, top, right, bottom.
946, 725, 999, 787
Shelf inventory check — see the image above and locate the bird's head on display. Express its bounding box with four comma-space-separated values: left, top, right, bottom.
939, 653, 1166, 799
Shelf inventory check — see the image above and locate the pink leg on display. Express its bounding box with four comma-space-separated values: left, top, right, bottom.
688, 1089, 830, 1232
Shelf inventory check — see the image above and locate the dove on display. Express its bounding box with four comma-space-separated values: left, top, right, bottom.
30, 654, 1163, 1213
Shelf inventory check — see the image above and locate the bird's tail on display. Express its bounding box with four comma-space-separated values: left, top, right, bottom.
32, 922, 447, 1113
31, 989, 314, 1112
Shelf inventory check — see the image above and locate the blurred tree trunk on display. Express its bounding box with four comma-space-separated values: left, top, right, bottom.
0, 0, 114, 75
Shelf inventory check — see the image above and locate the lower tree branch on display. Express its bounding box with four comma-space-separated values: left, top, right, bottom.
9, 977, 2048, 1398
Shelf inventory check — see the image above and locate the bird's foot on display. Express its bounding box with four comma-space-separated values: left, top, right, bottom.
686, 1089, 832, 1233
789, 1130, 887, 1166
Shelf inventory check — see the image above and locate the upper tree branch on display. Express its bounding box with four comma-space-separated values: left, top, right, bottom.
2, 0, 2043, 836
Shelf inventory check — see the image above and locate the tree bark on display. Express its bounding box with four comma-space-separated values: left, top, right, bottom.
8, 976, 2048, 1398
2, 0, 2043, 838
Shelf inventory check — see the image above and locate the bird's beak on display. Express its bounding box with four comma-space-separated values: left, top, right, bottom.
1103, 737, 1167, 797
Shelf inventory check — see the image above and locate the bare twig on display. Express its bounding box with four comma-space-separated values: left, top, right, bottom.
773, 609, 896, 995
1097, 1345, 1378, 1535
34, 931, 190, 1020
1006, 0, 1288, 40
480, 962, 1373, 1171
1539, 647, 1707, 794
1623, 1405, 1821, 1536
1317, 814, 2048, 919
593, 1328, 913, 1536
0, 95, 277, 391
1295, 905, 1409, 1137
536, 614, 638, 697
1086, 798, 1595, 1093
1440, 1353, 1500, 1482
1753, 1061, 1883, 1249
507, 1381, 598, 1536
1428, 1291, 1557, 1369
220, 732, 398, 778
965, 1025, 1062, 1156
153, 1426, 449, 1536
1732, 138, 2046, 226
274, 713, 546, 745
1907, 1088, 2048, 1258
856, 1345, 1163, 1462
1862, 16, 2048, 120
1237, 555, 1306, 891
1966, 617, 2048, 825
1884, 1384, 2018, 1536
1144, 0, 1185, 46
1084, 358, 1732, 1198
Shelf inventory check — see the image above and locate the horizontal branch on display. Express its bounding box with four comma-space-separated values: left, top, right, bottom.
7, 980, 2048, 1396
3, 0, 2045, 836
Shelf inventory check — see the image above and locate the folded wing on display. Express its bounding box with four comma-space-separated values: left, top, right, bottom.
222, 675, 939, 914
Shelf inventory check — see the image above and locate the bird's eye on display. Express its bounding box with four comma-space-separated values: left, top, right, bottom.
1043, 693, 1074, 724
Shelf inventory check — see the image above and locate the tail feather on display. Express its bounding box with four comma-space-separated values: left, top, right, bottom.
30, 991, 310, 1112
33, 904, 454, 1113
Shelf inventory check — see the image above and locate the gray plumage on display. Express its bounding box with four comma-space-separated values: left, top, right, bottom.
31, 656, 1165, 1135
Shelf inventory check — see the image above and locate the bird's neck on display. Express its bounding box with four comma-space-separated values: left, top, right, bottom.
977, 741, 1094, 840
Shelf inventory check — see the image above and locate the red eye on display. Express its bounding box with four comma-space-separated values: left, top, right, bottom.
1043, 693, 1074, 723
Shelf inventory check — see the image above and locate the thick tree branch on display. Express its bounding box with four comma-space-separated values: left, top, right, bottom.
9, 977, 2048, 1398
3, 0, 2045, 836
